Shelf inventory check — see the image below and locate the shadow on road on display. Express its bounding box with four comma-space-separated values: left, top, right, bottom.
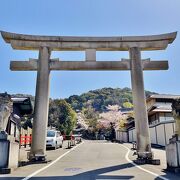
0, 163, 134, 180
1, 162, 180, 180
154, 169, 180, 180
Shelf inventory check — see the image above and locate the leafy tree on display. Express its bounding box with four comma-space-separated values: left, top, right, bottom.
82, 104, 99, 135
122, 102, 133, 108
48, 99, 77, 135
82, 106, 98, 120
21, 117, 33, 129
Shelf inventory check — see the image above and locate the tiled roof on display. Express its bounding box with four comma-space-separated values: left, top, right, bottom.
147, 94, 180, 102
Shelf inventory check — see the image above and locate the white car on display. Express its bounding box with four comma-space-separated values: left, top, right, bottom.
46, 130, 63, 149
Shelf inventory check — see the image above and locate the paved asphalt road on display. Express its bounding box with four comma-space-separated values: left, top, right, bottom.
0, 140, 179, 180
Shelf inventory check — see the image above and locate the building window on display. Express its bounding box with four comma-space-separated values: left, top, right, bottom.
164, 112, 173, 121
149, 114, 159, 125
159, 113, 166, 122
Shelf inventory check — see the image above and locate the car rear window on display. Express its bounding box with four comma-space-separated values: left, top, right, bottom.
47, 131, 55, 137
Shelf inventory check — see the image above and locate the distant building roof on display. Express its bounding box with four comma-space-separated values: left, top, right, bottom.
11, 97, 33, 116
151, 109, 172, 113
149, 106, 171, 114
11, 97, 30, 102
147, 94, 180, 102
120, 107, 133, 115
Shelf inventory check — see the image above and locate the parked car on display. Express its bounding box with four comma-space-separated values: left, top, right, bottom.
72, 133, 82, 143
46, 130, 63, 149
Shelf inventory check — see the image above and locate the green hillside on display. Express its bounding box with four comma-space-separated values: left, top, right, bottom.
66, 87, 157, 112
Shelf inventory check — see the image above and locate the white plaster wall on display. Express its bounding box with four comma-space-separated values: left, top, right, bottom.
133, 129, 136, 141
156, 124, 165, 146
127, 122, 175, 147
128, 130, 133, 142
129, 130, 132, 142
128, 128, 136, 142
116, 130, 128, 142
150, 127, 156, 144
116, 131, 119, 140
122, 131, 128, 142
165, 123, 174, 145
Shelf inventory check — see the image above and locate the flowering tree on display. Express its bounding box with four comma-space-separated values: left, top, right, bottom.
98, 105, 127, 130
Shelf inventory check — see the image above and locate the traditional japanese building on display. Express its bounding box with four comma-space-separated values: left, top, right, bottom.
6, 97, 33, 142
147, 94, 180, 125
127, 94, 180, 146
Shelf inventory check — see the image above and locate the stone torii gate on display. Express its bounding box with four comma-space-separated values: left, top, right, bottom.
1, 31, 176, 161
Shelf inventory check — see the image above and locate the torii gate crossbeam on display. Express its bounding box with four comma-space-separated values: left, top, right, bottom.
1, 31, 177, 161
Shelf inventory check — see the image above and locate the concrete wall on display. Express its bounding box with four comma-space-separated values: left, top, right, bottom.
128, 120, 175, 146
166, 142, 180, 167
8, 141, 19, 169
0, 140, 19, 169
0, 140, 9, 168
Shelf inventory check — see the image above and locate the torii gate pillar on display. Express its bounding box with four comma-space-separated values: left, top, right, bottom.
130, 47, 152, 159
29, 47, 51, 160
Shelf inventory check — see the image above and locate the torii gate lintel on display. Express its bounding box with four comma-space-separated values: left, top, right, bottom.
10, 59, 168, 71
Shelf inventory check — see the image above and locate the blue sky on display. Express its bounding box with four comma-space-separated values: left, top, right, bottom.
0, 0, 180, 98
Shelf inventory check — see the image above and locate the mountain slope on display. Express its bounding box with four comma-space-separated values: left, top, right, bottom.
66, 87, 157, 112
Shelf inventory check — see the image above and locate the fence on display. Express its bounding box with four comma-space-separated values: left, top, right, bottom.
20, 127, 32, 147
116, 130, 128, 142
20, 134, 32, 147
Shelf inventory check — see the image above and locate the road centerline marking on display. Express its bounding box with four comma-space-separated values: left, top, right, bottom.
120, 144, 169, 180
21, 141, 84, 180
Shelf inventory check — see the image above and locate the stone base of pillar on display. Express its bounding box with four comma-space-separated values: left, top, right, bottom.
131, 149, 160, 165
134, 158, 160, 165
137, 151, 153, 159
134, 151, 160, 165
28, 151, 46, 162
